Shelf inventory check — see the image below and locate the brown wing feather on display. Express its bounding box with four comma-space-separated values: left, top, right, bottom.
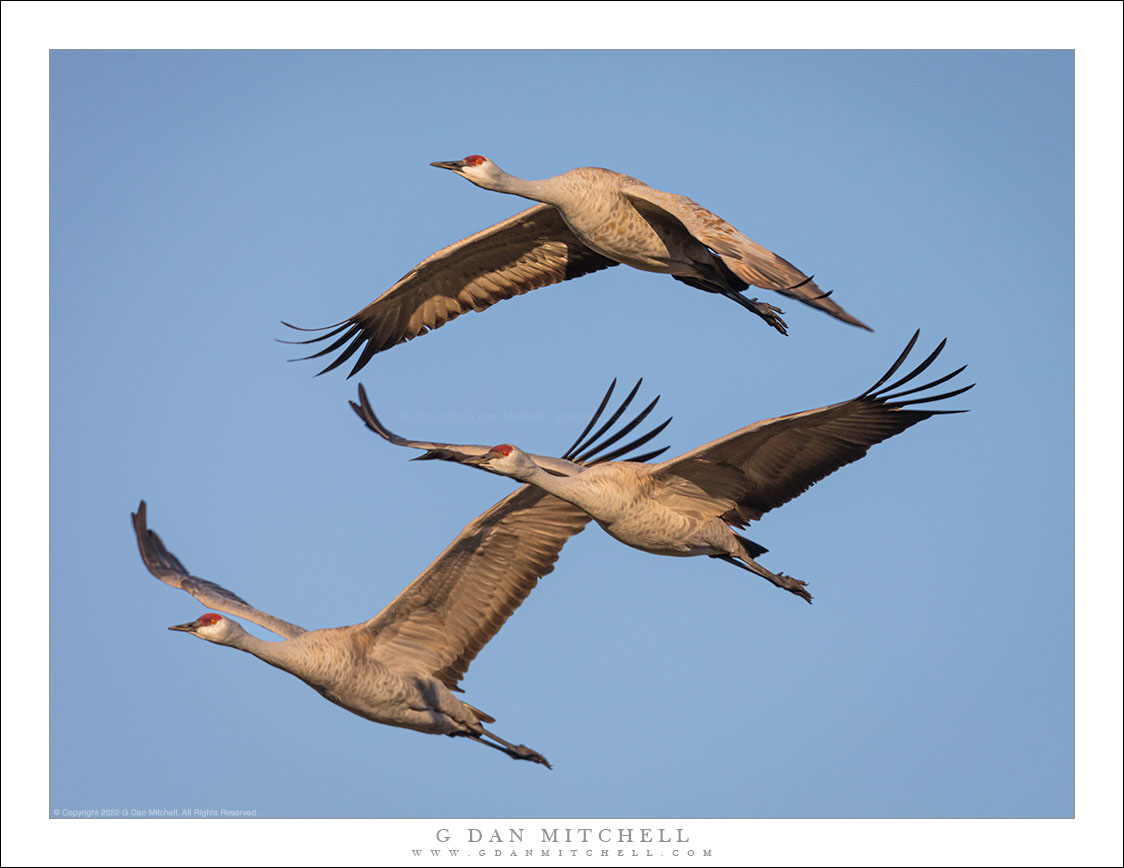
650, 336, 971, 526
622, 185, 872, 330
354, 376, 673, 688
663, 403, 937, 527
131, 501, 308, 639
290, 204, 617, 376
359, 486, 591, 690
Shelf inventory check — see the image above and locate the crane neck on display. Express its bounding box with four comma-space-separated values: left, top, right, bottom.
510, 462, 595, 511
222, 628, 302, 674
486, 172, 568, 208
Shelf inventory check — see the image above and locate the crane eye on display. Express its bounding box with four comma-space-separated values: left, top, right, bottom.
491, 444, 513, 457
199, 613, 223, 625
464, 155, 486, 167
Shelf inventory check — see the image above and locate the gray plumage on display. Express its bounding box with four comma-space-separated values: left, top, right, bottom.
288, 156, 871, 376
351, 332, 972, 604
132, 383, 670, 767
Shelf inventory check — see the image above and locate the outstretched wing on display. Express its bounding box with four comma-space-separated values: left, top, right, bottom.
354, 381, 673, 690
649, 332, 972, 527
350, 378, 671, 476
131, 501, 307, 639
358, 485, 589, 690
285, 203, 617, 377
622, 185, 872, 331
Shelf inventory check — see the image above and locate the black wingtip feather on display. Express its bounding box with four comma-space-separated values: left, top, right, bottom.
575, 379, 644, 458
891, 382, 976, 407
277, 320, 354, 346
876, 337, 948, 397
879, 365, 969, 402
561, 379, 617, 460
860, 329, 921, 397
590, 415, 674, 465
574, 393, 661, 463
858, 333, 973, 413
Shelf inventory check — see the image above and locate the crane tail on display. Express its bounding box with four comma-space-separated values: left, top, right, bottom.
464, 702, 495, 724
734, 532, 768, 560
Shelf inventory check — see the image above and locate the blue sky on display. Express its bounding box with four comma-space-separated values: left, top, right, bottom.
5, 4, 1122, 865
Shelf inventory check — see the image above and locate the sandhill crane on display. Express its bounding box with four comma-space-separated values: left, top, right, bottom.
351, 332, 972, 604
286, 155, 871, 377
131, 385, 669, 768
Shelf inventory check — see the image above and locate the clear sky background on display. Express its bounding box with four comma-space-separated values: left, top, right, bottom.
5, 4, 1121, 864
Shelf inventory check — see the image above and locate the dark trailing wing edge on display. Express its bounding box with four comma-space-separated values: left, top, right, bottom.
350, 379, 672, 469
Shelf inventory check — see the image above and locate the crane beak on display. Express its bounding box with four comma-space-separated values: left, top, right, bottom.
168, 620, 200, 632
430, 160, 465, 172
410, 448, 471, 463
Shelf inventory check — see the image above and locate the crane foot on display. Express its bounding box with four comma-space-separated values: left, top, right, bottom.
471, 728, 553, 769
510, 744, 553, 769
774, 572, 813, 604
745, 298, 788, 335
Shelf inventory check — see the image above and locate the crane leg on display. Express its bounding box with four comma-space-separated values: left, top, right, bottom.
722, 291, 788, 335
713, 554, 812, 603
462, 730, 553, 769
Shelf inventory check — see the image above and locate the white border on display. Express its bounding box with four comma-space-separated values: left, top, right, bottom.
4, 3, 1120, 866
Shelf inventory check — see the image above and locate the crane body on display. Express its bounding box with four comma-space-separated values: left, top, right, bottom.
287, 156, 871, 377
133, 382, 670, 767
352, 332, 972, 605
168, 615, 484, 736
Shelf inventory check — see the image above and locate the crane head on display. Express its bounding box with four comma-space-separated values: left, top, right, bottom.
430, 155, 504, 190
168, 612, 242, 644
461, 443, 537, 479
